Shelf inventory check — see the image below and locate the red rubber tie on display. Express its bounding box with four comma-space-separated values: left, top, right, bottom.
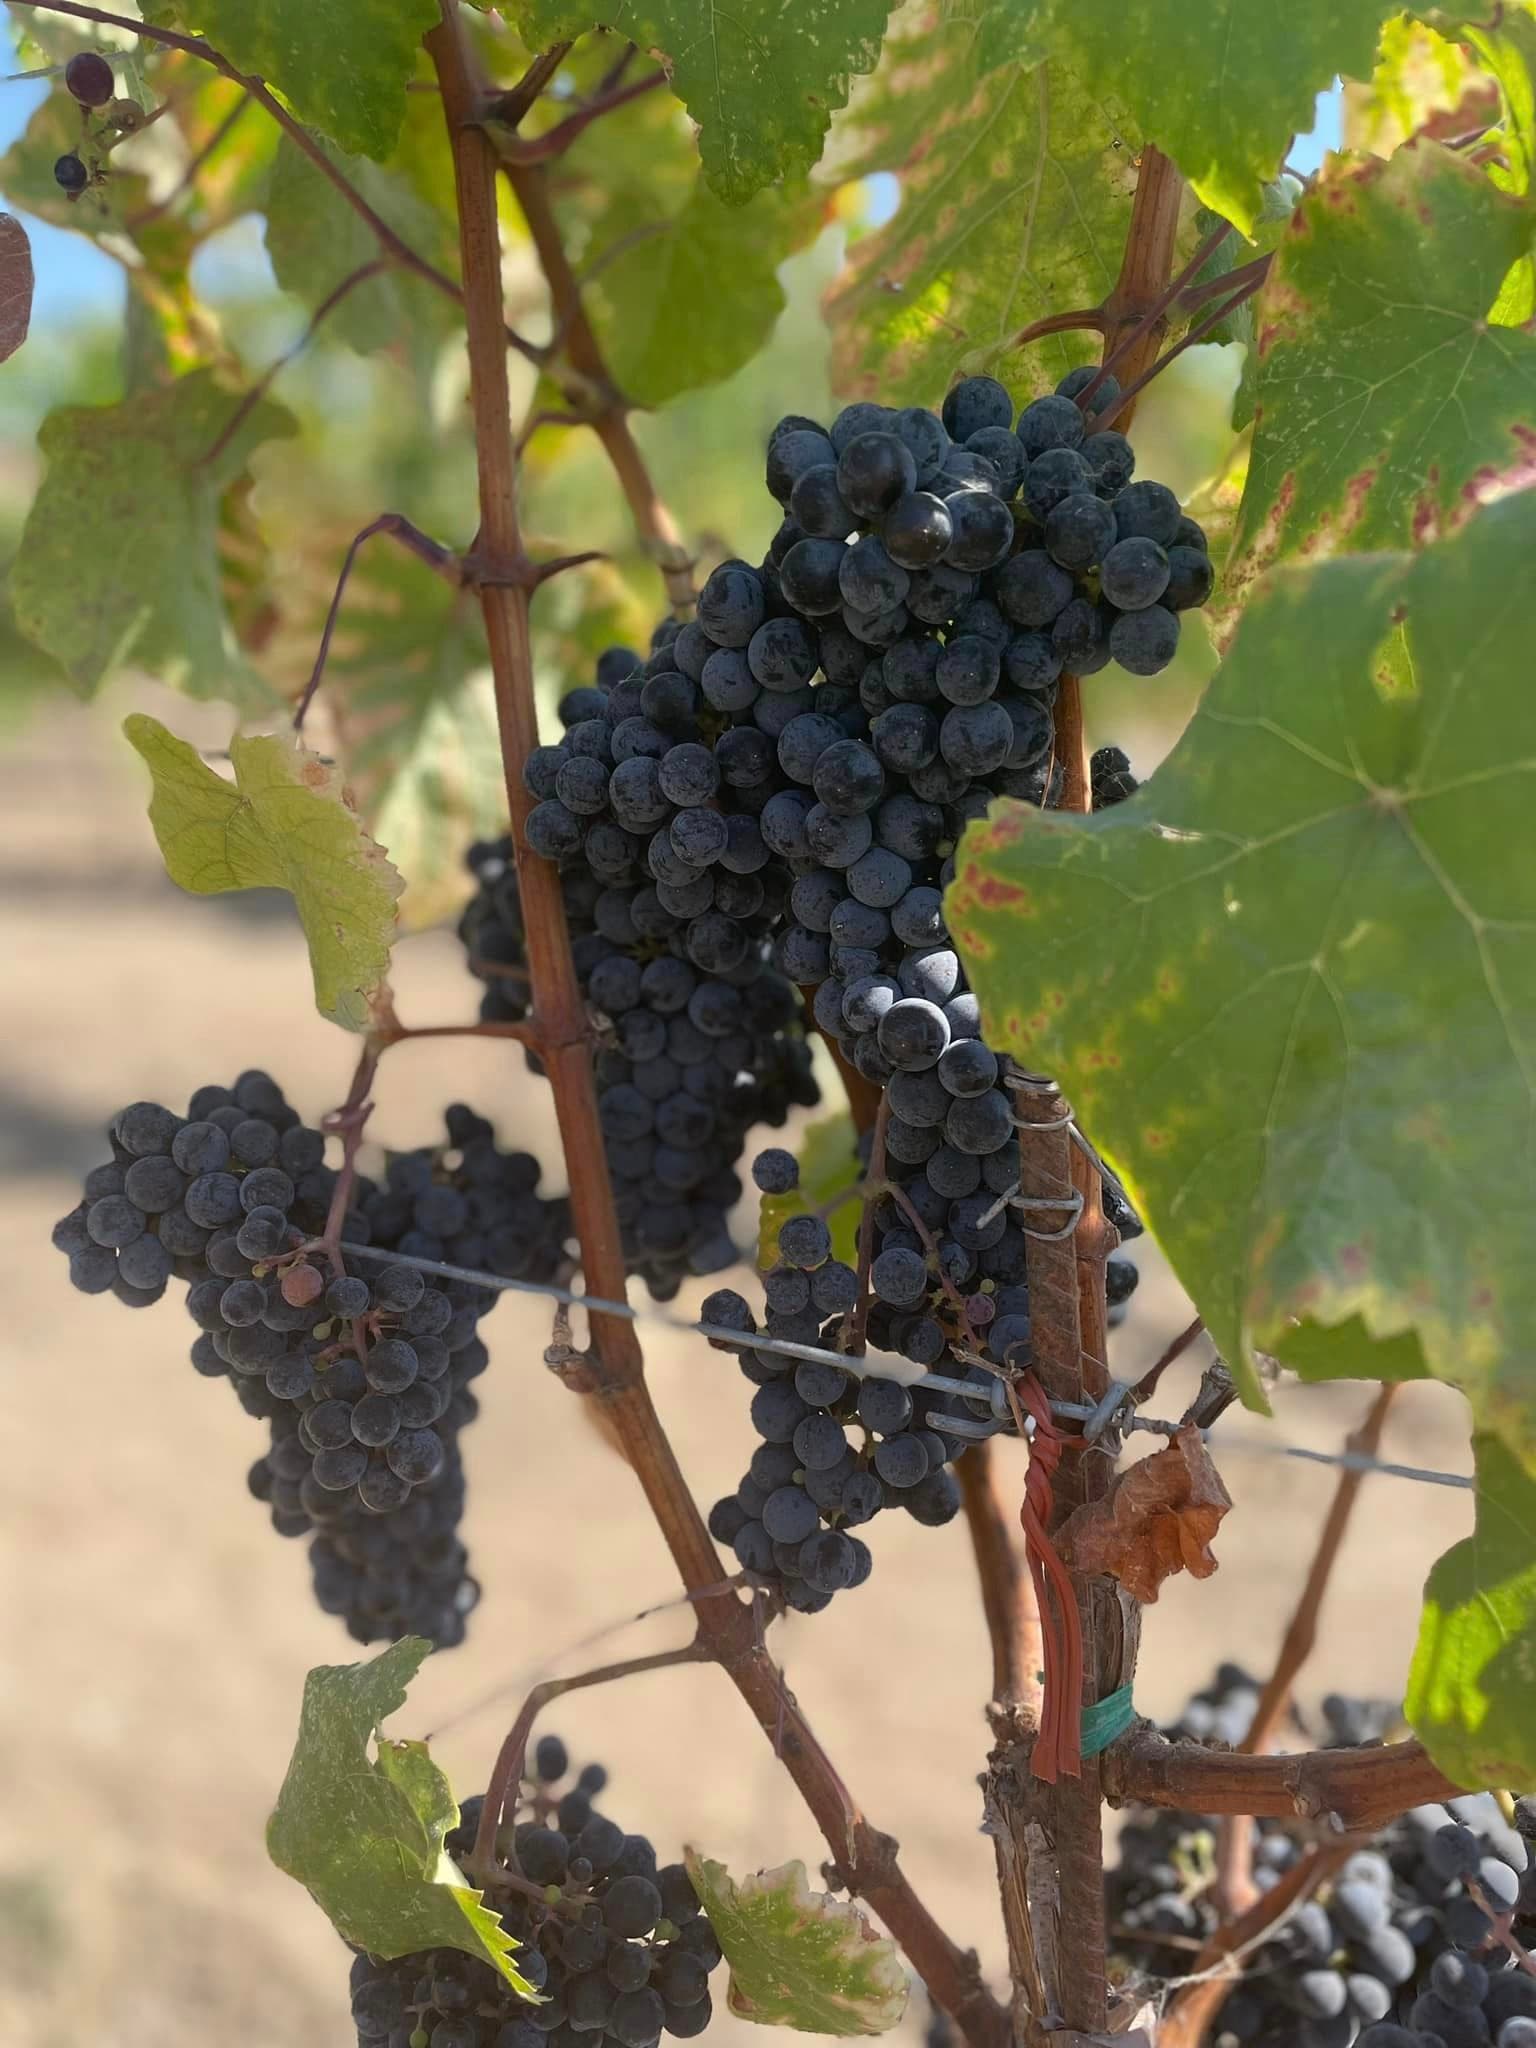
1016, 1372, 1084, 1782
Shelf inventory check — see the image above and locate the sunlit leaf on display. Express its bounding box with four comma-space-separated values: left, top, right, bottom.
977, 0, 1399, 235
825, 5, 1138, 406
1226, 144, 1536, 615
268, 1639, 537, 1990
757, 1112, 861, 1269
514, 0, 898, 204
1407, 1435, 1536, 1787
124, 712, 403, 1030
685, 1856, 908, 2035
949, 491, 1536, 1456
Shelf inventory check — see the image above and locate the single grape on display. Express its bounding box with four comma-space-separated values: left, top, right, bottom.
54, 152, 89, 195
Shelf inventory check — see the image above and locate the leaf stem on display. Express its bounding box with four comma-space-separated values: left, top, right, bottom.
470, 1641, 713, 1886
1074, 215, 1233, 415
498, 68, 667, 164
1092, 268, 1269, 434
292, 513, 462, 732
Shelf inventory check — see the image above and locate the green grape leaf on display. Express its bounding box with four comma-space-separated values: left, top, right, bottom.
947, 490, 1536, 1454
1227, 145, 1536, 614
144, 0, 438, 160
10, 371, 294, 702
1456, 9, 1536, 325
264, 132, 459, 359
0, 215, 32, 364
978, 0, 1398, 235
268, 1639, 537, 1989
825, 7, 1139, 407
756, 1111, 862, 1270
684, 1856, 908, 2035
513, 0, 897, 203
1407, 1436, 1536, 1787
587, 173, 821, 407
123, 713, 403, 1031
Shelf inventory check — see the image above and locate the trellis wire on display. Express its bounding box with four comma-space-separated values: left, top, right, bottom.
339, 1242, 1475, 1493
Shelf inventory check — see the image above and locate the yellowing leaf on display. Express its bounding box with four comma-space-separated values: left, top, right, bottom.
757, 1113, 862, 1269
124, 714, 402, 1031
685, 1855, 908, 2035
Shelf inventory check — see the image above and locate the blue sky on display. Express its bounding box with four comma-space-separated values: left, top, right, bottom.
0, 19, 1345, 333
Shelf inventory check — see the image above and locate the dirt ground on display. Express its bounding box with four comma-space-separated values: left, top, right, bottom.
1, 696, 1474, 2048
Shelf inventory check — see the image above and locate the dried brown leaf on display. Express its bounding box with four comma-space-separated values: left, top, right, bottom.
1053, 1426, 1230, 1603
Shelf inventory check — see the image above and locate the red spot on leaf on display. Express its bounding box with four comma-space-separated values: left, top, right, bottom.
1338, 1243, 1370, 1279
1341, 466, 1377, 533
1144, 1129, 1169, 1152
970, 872, 1030, 910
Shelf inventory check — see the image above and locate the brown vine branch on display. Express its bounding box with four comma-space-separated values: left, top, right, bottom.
1101, 1729, 1463, 1828
200, 258, 395, 471
293, 513, 462, 731
1093, 269, 1269, 435
428, 15, 1000, 2040
497, 68, 667, 164
11, 0, 542, 366
1074, 216, 1233, 415
1213, 1382, 1400, 1915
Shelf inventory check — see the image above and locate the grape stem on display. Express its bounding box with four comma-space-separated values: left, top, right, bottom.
469, 1642, 713, 1888
427, 15, 1003, 2041
1132, 1314, 1206, 1401
1072, 215, 1233, 417
1156, 1839, 1354, 2048
1466, 1879, 1536, 1981
842, 1093, 891, 1356
375, 1019, 545, 1050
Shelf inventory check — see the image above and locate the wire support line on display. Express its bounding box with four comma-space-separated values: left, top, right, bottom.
337, 1242, 1476, 1492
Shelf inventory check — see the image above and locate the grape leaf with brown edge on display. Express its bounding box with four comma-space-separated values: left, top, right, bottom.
1406, 1434, 1536, 1787
1225, 144, 1536, 616
947, 489, 1536, 1459
824, 4, 1139, 407
975, 0, 1399, 235
267, 1638, 538, 1990
10, 371, 294, 702
512, 0, 897, 205
683, 1856, 907, 2035
140, 0, 437, 161
124, 713, 402, 1032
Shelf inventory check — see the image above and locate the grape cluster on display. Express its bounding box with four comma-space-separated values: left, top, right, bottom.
348, 1736, 723, 2048
52, 1080, 567, 1649
1105, 1670, 1536, 2048
697, 1150, 979, 1612
460, 671, 820, 1298
54, 51, 116, 195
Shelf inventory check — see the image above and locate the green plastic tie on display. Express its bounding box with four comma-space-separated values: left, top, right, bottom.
1079, 1683, 1136, 1759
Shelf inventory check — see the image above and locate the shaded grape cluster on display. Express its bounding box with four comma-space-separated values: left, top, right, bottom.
1105, 1669, 1536, 2048
348, 1736, 723, 2048
461, 699, 819, 1298
52, 1080, 566, 1649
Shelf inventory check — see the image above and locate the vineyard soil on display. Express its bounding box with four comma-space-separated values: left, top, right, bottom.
4, 700, 1475, 2048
